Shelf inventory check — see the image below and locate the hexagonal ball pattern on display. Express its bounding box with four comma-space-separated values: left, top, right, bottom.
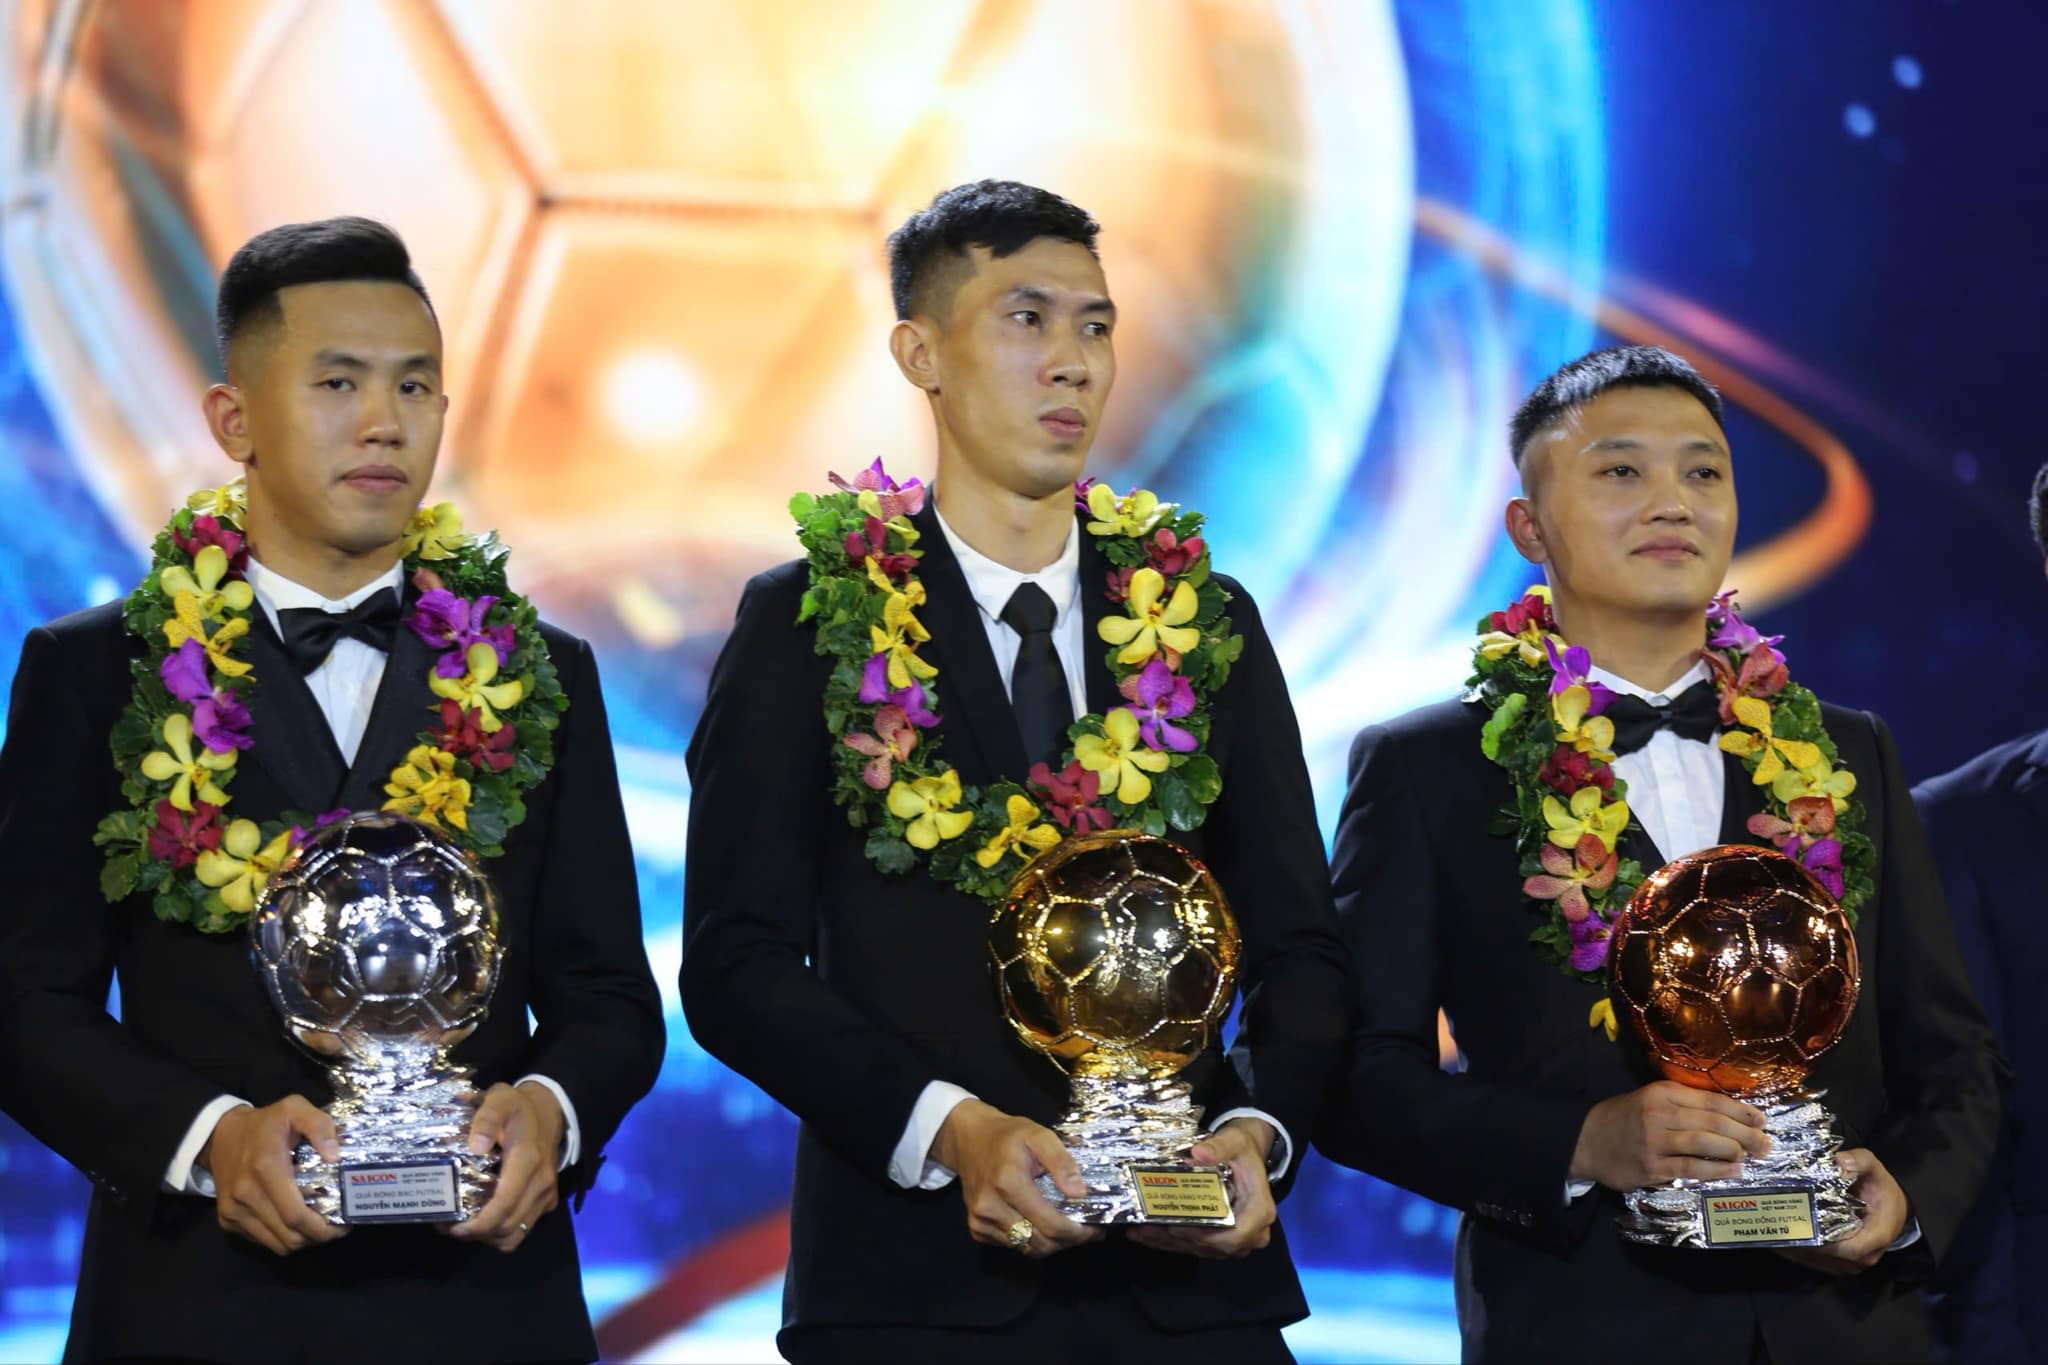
253, 812, 502, 1051
1608, 845, 1860, 1099
989, 831, 1239, 1078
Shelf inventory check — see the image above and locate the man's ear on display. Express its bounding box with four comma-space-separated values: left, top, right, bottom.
202, 384, 255, 468
1504, 496, 1548, 565
889, 317, 941, 395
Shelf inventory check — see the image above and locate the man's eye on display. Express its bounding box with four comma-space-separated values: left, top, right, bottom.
1010, 310, 1040, 326
1691, 465, 1722, 480
401, 380, 431, 396
319, 377, 353, 391
1084, 321, 1110, 337
1604, 464, 1637, 477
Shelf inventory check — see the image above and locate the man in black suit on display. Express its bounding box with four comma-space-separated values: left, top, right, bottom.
0, 218, 664, 1362
1911, 463, 2048, 1364
1318, 345, 2004, 1362
681, 180, 1348, 1361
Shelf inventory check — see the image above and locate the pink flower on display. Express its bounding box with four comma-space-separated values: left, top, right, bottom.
1029, 760, 1112, 833
172, 516, 247, 576
843, 705, 919, 789
829, 459, 927, 519
1145, 528, 1206, 578
1522, 833, 1619, 923
148, 798, 222, 870
409, 590, 515, 678
1706, 643, 1790, 724
430, 697, 514, 773
857, 655, 942, 728
844, 515, 917, 581
1073, 478, 1098, 514
1489, 591, 1556, 637
1104, 565, 1137, 604
1538, 745, 1615, 795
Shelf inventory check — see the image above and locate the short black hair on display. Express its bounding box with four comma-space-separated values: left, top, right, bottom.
2030, 464, 2048, 559
1509, 344, 1726, 466
886, 180, 1100, 321
215, 217, 434, 369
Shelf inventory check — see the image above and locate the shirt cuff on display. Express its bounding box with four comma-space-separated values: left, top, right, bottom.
1210, 1108, 1294, 1181
1887, 1216, 1922, 1252
1565, 1179, 1596, 1203
164, 1095, 254, 1196
888, 1081, 977, 1189
514, 1074, 581, 1171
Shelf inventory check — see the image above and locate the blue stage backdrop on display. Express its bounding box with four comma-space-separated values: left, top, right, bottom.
1, 1, 2043, 1359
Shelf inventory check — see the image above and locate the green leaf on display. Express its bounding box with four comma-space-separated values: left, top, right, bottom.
1178, 754, 1222, 805
1139, 805, 1168, 838
1479, 691, 1527, 762
1156, 771, 1202, 831
100, 851, 141, 902
464, 805, 507, 847
788, 491, 818, 522
865, 825, 918, 875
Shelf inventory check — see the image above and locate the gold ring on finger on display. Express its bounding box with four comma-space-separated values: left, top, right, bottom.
1006, 1218, 1034, 1250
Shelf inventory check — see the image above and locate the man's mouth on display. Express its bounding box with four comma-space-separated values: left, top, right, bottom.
1039, 408, 1087, 441
341, 465, 408, 494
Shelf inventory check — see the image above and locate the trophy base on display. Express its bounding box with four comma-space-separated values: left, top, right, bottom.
292, 1076, 500, 1225
1618, 1090, 1863, 1249
1034, 1070, 1236, 1227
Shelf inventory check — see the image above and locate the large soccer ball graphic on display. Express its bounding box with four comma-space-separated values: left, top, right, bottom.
1609, 844, 1860, 1099
252, 811, 501, 1062
989, 830, 1238, 1080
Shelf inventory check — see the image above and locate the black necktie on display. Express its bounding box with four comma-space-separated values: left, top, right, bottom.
1605, 684, 1722, 757
276, 588, 402, 676
1000, 583, 1073, 769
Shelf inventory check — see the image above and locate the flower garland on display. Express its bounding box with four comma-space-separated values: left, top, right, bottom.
1468, 584, 1874, 1027
92, 480, 567, 934
793, 461, 1242, 905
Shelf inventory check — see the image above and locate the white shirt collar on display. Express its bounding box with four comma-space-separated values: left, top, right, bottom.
243, 555, 406, 631
931, 496, 1080, 624
1586, 657, 1713, 706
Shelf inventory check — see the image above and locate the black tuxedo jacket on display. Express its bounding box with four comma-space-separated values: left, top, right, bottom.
1319, 696, 2004, 1364
1913, 731, 2048, 1363
0, 599, 664, 1363
680, 504, 1349, 1342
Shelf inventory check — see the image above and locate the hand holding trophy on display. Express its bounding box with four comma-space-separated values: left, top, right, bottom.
251, 811, 505, 1225
1608, 845, 1864, 1249
987, 830, 1242, 1226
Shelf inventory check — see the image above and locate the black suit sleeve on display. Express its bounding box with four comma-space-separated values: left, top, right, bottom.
1317, 720, 1597, 1247
1860, 714, 2006, 1266
0, 625, 225, 1205
679, 571, 943, 1180
516, 637, 666, 1199
1201, 585, 1349, 1198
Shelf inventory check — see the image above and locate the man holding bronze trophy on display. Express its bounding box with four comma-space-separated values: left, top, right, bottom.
682, 180, 1348, 1360
0, 218, 664, 1361
1318, 345, 2005, 1361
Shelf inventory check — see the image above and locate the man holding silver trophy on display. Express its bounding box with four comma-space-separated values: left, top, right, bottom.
0, 219, 664, 1362
682, 181, 1349, 1361
1318, 345, 2007, 1362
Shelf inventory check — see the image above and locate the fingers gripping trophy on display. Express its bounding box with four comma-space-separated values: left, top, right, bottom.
251, 811, 505, 1225
988, 830, 1242, 1226
1608, 844, 1865, 1249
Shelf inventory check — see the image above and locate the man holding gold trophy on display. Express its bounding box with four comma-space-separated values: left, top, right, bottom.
0, 219, 665, 1361
683, 181, 1348, 1360
1319, 345, 2005, 1362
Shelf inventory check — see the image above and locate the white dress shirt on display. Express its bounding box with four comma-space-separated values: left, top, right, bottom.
885, 502, 1291, 1191
1558, 661, 1918, 1249
161, 556, 579, 1195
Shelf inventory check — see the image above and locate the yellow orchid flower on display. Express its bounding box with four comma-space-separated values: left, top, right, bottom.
186, 479, 247, 527
160, 545, 255, 665
382, 745, 473, 830
402, 502, 469, 561
1552, 684, 1616, 763
1542, 785, 1630, 853
869, 586, 939, 690
194, 818, 294, 915
886, 515, 920, 548
974, 793, 1062, 868
1097, 568, 1200, 666
1072, 708, 1172, 805
140, 712, 236, 812
1770, 754, 1857, 813
1084, 483, 1168, 538
1588, 998, 1619, 1041
1477, 628, 1567, 668
428, 641, 526, 732
1719, 695, 1822, 787
886, 769, 973, 849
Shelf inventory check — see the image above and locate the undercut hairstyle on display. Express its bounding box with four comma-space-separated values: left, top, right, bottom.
2030, 463, 2048, 559
886, 180, 1100, 321
215, 216, 434, 370
1509, 344, 1726, 467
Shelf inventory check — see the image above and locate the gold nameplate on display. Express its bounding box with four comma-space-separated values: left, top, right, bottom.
1701, 1189, 1818, 1247
1127, 1165, 1235, 1225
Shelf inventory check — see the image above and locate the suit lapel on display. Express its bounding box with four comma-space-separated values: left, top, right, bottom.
1075, 520, 1123, 719
910, 503, 1028, 786
1717, 747, 1771, 847
242, 612, 348, 815
333, 589, 440, 814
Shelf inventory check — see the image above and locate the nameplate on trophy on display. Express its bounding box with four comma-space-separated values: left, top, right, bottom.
1126, 1164, 1235, 1225
338, 1158, 462, 1224
1700, 1188, 1819, 1248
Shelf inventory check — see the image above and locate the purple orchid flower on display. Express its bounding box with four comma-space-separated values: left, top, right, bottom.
289, 808, 352, 850
1118, 658, 1197, 752
160, 639, 212, 703
162, 639, 252, 753
1543, 638, 1616, 717
409, 589, 514, 678
856, 654, 941, 728
828, 458, 927, 520
1568, 912, 1615, 973
1792, 837, 1846, 899
1073, 477, 1098, 514
1706, 591, 1786, 664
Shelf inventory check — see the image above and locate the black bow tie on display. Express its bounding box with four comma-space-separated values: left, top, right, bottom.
1604, 684, 1722, 757
275, 588, 402, 675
